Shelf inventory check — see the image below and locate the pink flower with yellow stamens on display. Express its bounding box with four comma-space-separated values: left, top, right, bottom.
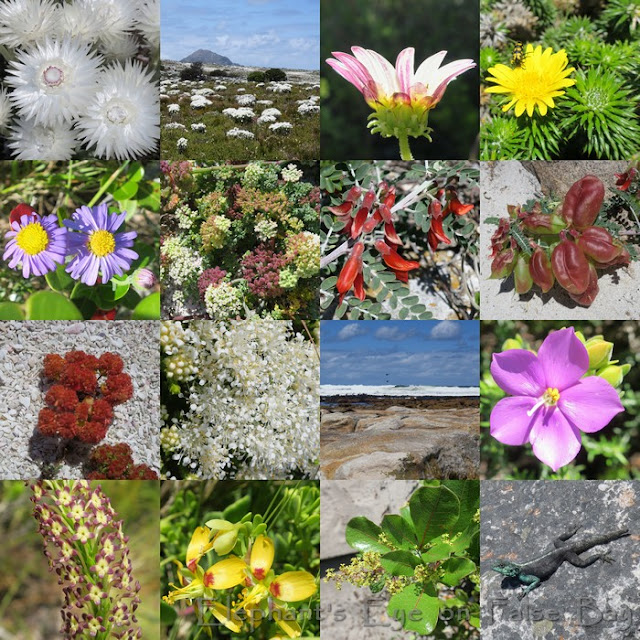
326, 46, 475, 160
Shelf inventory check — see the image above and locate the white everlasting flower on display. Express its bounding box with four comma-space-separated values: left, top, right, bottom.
79, 0, 137, 46
136, 0, 160, 48
0, 88, 12, 132
256, 100, 273, 106
190, 96, 212, 109
193, 88, 214, 96
191, 123, 206, 132
101, 33, 139, 62
0, 0, 60, 48
214, 84, 227, 91
226, 128, 255, 139
269, 122, 293, 134
6, 38, 102, 126
261, 108, 281, 118
168, 104, 180, 113
268, 82, 292, 93
164, 122, 186, 130
177, 137, 188, 150
75, 60, 160, 160
236, 94, 256, 106
57, 0, 98, 43
257, 114, 276, 125
8, 120, 76, 160
222, 107, 255, 122
298, 102, 320, 115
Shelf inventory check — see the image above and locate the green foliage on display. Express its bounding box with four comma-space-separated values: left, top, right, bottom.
599, 0, 640, 41
247, 71, 266, 82
328, 481, 480, 638
180, 61, 204, 81
481, 321, 640, 480
480, 116, 526, 159
562, 67, 640, 159
265, 68, 287, 81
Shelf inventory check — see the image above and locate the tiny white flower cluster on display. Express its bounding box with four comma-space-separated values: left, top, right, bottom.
254, 218, 279, 241
164, 122, 186, 130
0, 0, 160, 160
298, 102, 320, 115
269, 122, 293, 135
257, 107, 282, 126
226, 128, 255, 139
281, 163, 303, 183
175, 203, 197, 229
236, 93, 256, 106
167, 104, 180, 113
162, 236, 202, 286
214, 84, 227, 91
204, 281, 243, 320
190, 122, 206, 132
222, 107, 255, 122
176, 137, 188, 150
161, 318, 319, 479
190, 95, 212, 109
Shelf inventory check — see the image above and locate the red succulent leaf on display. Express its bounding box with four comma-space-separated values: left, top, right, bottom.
529, 247, 554, 293
514, 254, 533, 295
490, 248, 517, 279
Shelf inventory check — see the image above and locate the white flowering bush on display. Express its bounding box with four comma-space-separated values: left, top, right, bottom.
0, 0, 160, 160
168, 104, 180, 113
269, 122, 293, 135
176, 137, 188, 151
160, 318, 319, 479
226, 128, 255, 139
190, 122, 206, 132
222, 107, 255, 122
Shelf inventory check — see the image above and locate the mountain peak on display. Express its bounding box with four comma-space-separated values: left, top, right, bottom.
180, 50, 235, 65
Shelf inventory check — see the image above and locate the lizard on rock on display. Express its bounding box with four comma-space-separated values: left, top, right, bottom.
492, 526, 629, 599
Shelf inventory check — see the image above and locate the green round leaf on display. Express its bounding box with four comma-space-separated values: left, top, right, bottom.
44, 263, 74, 292
380, 550, 421, 576
161, 601, 178, 626
0, 302, 25, 320
410, 485, 460, 548
441, 557, 476, 587
387, 584, 440, 635
132, 292, 160, 319
25, 291, 83, 320
345, 516, 391, 553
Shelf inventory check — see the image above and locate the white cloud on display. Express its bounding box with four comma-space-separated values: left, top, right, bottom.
430, 321, 461, 340
336, 324, 369, 341
375, 325, 416, 341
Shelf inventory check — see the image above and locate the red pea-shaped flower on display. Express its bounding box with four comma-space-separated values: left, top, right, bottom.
551, 239, 591, 295
561, 175, 604, 230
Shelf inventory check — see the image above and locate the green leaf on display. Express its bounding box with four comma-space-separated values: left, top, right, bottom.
132, 292, 160, 320
45, 263, 74, 292
387, 585, 440, 635
381, 514, 417, 550
421, 542, 454, 563
440, 557, 476, 587
348, 308, 360, 320
410, 485, 460, 548
335, 301, 348, 319
0, 302, 24, 320
223, 495, 251, 522
25, 291, 83, 320
321, 276, 338, 290
441, 480, 479, 535
161, 601, 178, 626
380, 550, 421, 576
136, 180, 161, 211
345, 516, 391, 553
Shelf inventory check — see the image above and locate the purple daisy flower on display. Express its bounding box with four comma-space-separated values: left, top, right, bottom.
64, 203, 138, 286
3, 211, 67, 277
489, 327, 624, 471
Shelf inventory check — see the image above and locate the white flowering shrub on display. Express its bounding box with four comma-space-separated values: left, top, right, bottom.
298, 102, 320, 115
269, 122, 293, 134
226, 128, 255, 139
222, 107, 255, 122
160, 318, 319, 479
190, 122, 206, 132
257, 114, 277, 125
261, 108, 282, 119
176, 137, 188, 150
168, 104, 180, 113
164, 122, 186, 130
236, 93, 256, 106
0, 0, 159, 160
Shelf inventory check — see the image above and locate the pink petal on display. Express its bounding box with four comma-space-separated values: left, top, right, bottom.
329, 52, 374, 92
395, 47, 415, 95
530, 407, 582, 471
490, 349, 545, 397
558, 377, 624, 433
351, 46, 398, 96
537, 328, 588, 391
326, 58, 366, 94
428, 59, 476, 103
490, 396, 537, 445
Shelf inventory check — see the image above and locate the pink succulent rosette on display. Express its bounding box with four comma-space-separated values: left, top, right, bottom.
489, 327, 624, 471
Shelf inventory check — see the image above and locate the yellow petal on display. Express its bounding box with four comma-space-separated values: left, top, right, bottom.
250, 535, 275, 580
186, 526, 213, 571
210, 601, 244, 633
273, 605, 302, 638
269, 571, 317, 602
203, 556, 248, 589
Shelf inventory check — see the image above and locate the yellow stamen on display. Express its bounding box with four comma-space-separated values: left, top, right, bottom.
88, 229, 116, 257
543, 387, 560, 406
16, 222, 49, 255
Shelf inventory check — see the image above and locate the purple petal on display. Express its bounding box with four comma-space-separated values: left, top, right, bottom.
537, 328, 588, 390
490, 349, 544, 397
558, 377, 624, 433
529, 407, 582, 471
490, 396, 537, 445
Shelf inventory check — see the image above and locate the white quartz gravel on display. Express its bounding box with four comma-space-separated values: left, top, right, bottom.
0, 321, 160, 479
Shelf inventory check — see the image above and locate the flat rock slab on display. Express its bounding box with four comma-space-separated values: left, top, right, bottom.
481, 480, 640, 640
321, 397, 479, 479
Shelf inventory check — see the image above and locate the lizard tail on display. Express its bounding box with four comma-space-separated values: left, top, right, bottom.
575, 528, 630, 555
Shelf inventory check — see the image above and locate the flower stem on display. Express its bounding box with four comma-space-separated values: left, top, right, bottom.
398, 135, 414, 161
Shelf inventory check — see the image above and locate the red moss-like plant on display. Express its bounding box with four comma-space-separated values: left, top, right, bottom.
38, 350, 134, 446
85, 443, 158, 479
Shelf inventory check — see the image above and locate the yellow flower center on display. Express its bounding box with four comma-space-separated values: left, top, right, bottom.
16, 222, 49, 255
543, 387, 560, 406
88, 229, 116, 257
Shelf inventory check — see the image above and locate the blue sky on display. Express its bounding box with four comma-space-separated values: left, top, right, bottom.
321, 321, 479, 386
161, 0, 319, 69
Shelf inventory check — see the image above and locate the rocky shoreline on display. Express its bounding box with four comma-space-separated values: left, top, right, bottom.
321, 396, 479, 480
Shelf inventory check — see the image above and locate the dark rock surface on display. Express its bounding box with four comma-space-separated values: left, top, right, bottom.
481, 480, 639, 640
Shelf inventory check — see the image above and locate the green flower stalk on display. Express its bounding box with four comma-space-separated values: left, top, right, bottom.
30, 480, 142, 640
326, 46, 475, 160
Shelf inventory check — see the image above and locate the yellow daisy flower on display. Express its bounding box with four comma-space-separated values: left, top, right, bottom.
485, 44, 576, 117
